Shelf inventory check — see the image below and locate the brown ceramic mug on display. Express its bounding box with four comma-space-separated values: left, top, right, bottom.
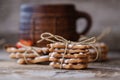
20, 4, 92, 46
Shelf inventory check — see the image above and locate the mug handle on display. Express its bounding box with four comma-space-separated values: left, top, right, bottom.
76, 11, 92, 35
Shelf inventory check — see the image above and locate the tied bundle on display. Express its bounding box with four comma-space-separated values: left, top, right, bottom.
78, 28, 110, 62
17, 43, 40, 64
37, 32, 99, 69
5, 43, 50, 64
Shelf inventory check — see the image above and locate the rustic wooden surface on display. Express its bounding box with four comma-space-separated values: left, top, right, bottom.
0, 49, 120, 80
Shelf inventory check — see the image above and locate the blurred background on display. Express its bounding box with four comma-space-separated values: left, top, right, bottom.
0, 0, 120, 51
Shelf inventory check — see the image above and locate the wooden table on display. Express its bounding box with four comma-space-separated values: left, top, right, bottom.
0, 50, 120, 80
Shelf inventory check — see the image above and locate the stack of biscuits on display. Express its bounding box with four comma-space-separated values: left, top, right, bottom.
88, 42, 108, 62
48, 42, 90, 70
5, 46, 50, 64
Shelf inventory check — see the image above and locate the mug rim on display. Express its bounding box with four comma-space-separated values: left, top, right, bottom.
21, 4, 75, 9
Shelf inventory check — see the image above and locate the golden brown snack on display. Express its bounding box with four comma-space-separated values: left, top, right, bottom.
49, 57, 88, 63
93, 42, 108, 48
6, 47, 18, 53
49, 52, 88, 59
6, 47, 49, 54
9, 52, 38, 59
33, 56, 49, 63
48, 42, 90, 49
17, 58, 26, 64
87, 42, 108, 62
88, 48, 108, 54
49, 48, 88, 53
9, 53, 17, 59
50, 62, 87, 69
17, 55, 49, 64
88, 54, 108, 62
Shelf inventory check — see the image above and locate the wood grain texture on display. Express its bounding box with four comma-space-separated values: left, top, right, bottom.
0, 50, 120, 80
